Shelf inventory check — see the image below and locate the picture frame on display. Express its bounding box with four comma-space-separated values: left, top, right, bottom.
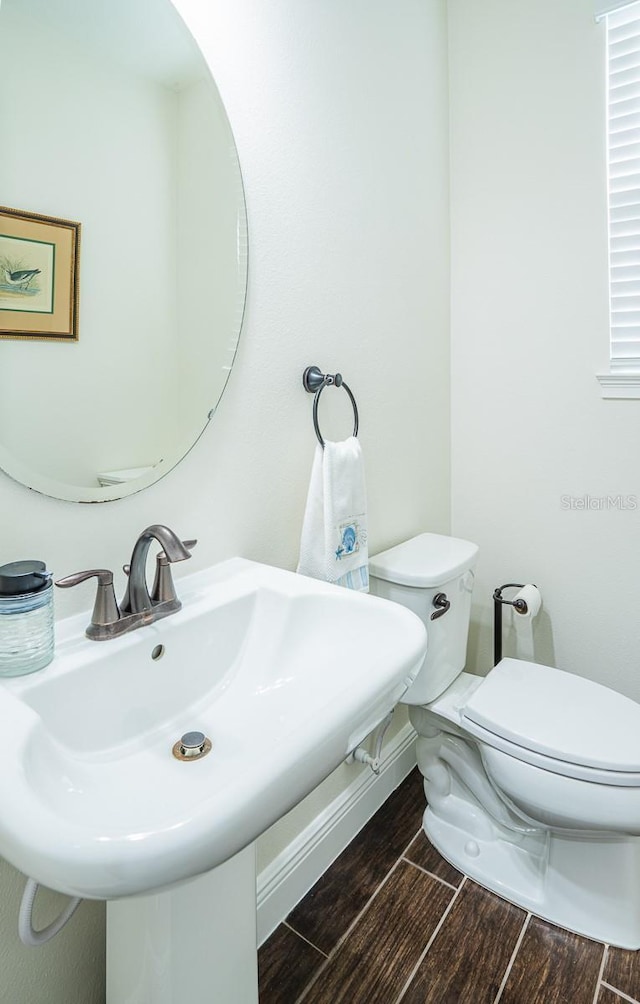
0, 206, 80, 342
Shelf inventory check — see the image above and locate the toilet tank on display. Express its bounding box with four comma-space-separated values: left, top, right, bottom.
369, 533, 479, 705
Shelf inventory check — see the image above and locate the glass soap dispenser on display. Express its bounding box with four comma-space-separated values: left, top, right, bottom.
0, 560, 54, 677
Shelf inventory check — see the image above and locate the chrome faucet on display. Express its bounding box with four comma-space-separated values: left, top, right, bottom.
56, 524, 196, 641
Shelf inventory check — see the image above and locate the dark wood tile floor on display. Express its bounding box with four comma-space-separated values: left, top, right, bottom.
259, 767, 640, 1004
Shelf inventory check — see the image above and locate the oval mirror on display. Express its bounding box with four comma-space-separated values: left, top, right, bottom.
0, 0, 247, 502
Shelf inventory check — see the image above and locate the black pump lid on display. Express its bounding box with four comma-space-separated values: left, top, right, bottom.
0, 560, 51, 596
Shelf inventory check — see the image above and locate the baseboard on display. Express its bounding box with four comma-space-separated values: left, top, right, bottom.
256, 723, 418, 946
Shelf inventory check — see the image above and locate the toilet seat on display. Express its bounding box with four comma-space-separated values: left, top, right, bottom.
461, 658, 640, 786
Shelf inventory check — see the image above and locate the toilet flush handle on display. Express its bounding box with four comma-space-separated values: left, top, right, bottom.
431, 593, 451, 620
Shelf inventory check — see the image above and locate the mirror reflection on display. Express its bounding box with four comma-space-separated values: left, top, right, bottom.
0, 0, 247, 502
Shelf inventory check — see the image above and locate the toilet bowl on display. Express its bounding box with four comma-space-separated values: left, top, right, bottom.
369, 533, 640, 949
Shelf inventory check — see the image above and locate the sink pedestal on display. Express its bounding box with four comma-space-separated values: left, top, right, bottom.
106, 844, 258, 1003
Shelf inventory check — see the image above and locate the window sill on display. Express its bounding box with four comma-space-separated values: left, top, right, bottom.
597, 372, 640, 398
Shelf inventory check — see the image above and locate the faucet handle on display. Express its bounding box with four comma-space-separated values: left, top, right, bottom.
151, 540, 197, 604
55, 569, 120, 640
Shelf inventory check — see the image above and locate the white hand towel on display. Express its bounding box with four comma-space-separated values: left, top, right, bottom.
297, 436, 369, 591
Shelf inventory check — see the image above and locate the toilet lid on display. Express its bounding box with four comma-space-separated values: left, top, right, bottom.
369, 533, 479, 588
462, 658, 640, 773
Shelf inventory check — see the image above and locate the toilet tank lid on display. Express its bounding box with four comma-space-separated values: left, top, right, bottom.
369, 533, 479, 588
463, 658, 640, 773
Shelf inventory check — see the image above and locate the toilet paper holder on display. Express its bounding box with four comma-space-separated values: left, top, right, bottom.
493, 583, 530, 666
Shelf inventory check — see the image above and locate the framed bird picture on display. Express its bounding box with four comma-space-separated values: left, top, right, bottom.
0, 206, 80, 342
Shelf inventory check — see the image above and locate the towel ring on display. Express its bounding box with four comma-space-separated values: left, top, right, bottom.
302, 365, 359, 449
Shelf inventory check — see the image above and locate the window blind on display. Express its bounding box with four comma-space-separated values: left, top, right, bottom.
607, 1, 640, 369
596, 1, 640, 22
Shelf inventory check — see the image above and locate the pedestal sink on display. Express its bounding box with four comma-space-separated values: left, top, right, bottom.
0, 558, 427, 1002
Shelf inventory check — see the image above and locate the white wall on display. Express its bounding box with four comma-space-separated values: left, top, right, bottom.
0, 0, 450, 999
449, 0, 640, 698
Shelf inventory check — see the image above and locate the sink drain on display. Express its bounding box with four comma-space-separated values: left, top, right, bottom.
172, 731, 212, 761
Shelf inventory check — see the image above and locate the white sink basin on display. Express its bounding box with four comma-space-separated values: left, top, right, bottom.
0, 559, 426, 899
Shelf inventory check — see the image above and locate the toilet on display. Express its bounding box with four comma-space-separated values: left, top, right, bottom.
369, 532, 640, 949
